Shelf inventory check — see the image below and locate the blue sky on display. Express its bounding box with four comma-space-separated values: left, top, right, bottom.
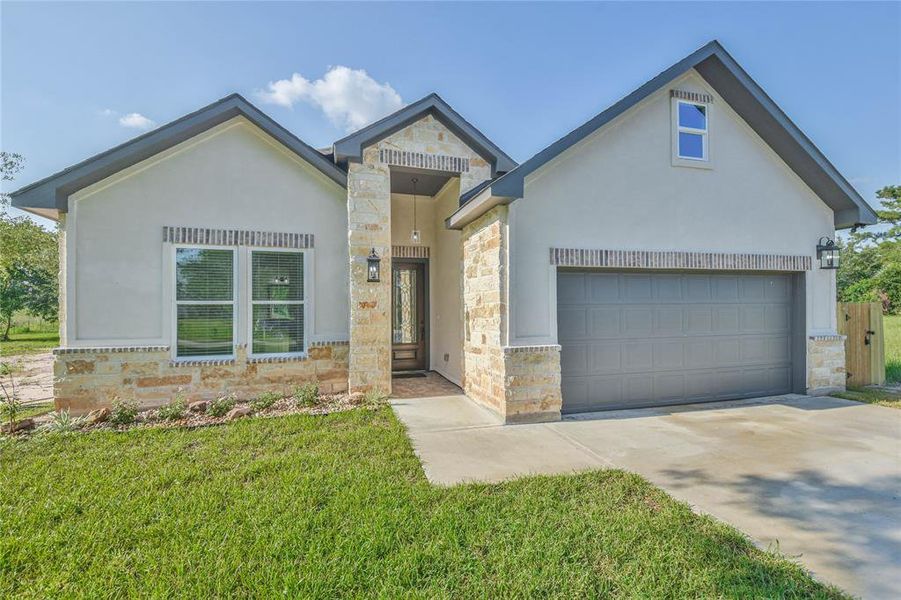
2, 1, 898, 228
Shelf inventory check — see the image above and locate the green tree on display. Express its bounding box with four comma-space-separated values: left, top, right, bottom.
0, 154, 59, 340
0, 151, 25, 208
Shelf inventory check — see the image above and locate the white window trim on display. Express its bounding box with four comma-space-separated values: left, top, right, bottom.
672, 98, 712, 169
246, 248, 310, 359
171, 244, 238, 362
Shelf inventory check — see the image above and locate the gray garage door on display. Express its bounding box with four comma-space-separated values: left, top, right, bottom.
558, 271, 795, 413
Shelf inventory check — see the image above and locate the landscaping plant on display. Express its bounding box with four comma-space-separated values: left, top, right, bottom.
108, 399, 139, 426
250, 391, 281, 411
294, 382, 319, 407
43, 409, 82, 434
157, 397, 187, 421
207, 396, 237, 417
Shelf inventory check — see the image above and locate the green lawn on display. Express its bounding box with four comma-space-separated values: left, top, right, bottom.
885, 314, 901, 384
833, 387, 901, 410
0, 324, 59, 357
1, 409, 842, 598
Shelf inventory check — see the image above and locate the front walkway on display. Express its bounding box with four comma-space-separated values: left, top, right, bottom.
390, 390, 901, 599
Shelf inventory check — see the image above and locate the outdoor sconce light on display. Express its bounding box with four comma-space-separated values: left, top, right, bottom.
367, 248, 381, 282
816, 237, 840, 269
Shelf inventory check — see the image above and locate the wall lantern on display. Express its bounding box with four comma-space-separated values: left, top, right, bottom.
367, 248, 381, 282
816, 237, 840, 269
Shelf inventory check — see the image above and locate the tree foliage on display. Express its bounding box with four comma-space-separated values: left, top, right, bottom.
838, 185, 901, 313
0, 153, 59, 339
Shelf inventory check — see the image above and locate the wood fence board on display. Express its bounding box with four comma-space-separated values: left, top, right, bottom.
837, 302, 885, 386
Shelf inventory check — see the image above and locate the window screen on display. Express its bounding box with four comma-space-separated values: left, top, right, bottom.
250, 251, 304, 355
175, 248, 235, 358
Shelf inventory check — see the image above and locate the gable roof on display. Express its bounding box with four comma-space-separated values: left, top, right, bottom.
332, 93, 517, 175
451, 40, 877, 230
10, 93, 347, 219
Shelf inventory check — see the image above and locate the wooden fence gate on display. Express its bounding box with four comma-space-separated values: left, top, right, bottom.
837, 302, 885, 386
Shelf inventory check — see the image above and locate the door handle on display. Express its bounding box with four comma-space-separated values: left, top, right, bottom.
865, 330, 875, 346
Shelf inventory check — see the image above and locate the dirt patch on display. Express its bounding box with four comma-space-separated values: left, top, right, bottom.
1, 353, 53, 405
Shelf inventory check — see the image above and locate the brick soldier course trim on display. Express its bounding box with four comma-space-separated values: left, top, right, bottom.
550, 247, 812, 271
163, 226, 313, 249
392, 245, 430, 259
503, 345, 562, 354
378, 149, 470, 173
671, 89, 714, 104
54, 345, 170, 355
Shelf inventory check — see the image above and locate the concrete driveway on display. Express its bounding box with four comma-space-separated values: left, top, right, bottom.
391, 393, 901, 599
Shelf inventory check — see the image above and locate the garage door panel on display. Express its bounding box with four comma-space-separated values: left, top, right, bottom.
558, 307, 588, 339
557, 273, 587, 304
590, 344, 622, 373
589, 307, 621, 337
559, 271, 795, 413
589, 273, 620, 302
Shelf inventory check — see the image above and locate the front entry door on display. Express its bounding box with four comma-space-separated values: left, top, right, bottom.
392, 261, 427, 371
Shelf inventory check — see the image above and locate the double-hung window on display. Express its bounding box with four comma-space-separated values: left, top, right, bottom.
250, 250, 305, 356
676, 100, 709, 161
175, 247, 236, 359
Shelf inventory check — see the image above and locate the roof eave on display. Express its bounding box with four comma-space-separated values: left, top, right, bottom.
10, 94, 347, 214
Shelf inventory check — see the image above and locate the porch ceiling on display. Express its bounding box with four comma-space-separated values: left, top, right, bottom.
390, 167, 451, 196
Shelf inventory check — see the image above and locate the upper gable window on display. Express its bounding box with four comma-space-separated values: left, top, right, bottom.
676, 100, 708, 161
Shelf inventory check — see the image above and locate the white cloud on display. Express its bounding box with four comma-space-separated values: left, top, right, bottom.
98, 108, 116, 117
256, 66, 404, 132
118, 112, 156, 130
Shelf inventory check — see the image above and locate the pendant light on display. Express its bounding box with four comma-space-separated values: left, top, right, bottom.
410, 177, 421, 244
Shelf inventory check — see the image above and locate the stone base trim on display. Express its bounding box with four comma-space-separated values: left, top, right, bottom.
378, 148, 469, 173
807, 335, 846, 394
53, 343, 349, 414
504, 345, 561, 354
550, 247, 811, 271
54, 346, 169, 355
163, 226, 313, 249
392, 245, 430, 259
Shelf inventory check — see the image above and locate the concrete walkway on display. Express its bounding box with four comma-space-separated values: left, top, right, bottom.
391, 392, 901, 599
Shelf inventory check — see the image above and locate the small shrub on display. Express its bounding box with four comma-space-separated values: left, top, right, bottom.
294, 382, 319, 407
44, 409, 82, 434
207, 396, 236, 417
157, 397, 187, 421
363, 389, 389, 406
250, 391, 281, 411
109, 399, 139, 426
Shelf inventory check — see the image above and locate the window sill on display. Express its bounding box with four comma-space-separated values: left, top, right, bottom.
672, 156, 713, 170
248, 353, 309, 364
169, 357, 236, 367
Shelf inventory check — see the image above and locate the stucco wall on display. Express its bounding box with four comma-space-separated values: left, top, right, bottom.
432, 180, 464, 385
509, 70, 837, 346
65, 117, 349, 347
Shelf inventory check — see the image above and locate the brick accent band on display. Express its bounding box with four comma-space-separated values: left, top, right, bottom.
310, 340, 349, 347
550, 248, 811, 272
163, 226, 313, 249
809, 335, 845, 341
671, 89, 714, 104
392, 245, 430, 259
378, 149, 469, 173
169, 359, 235, 367
53, 346, 170, 355
503, 345, 562, 354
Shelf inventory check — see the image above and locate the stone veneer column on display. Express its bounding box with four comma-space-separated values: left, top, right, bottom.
807, 335, 846, 394
347, 149, 392, 394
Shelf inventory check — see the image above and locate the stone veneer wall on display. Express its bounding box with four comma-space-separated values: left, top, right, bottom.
503, 345, 562, 423
347, 154, 392, 394
53, 342, 348, 414
807, 335, 846, 394
346, 113, 493, 393
461, 205, 562, 423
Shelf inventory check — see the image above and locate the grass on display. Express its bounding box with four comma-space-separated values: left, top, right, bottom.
13, 402, 54, 420
0, 322, 59, 357
833, 387, 901, 410
885, 314, 901, 384
0, 408, 843, 598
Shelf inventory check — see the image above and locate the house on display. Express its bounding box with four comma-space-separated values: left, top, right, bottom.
11, 41, 876, 423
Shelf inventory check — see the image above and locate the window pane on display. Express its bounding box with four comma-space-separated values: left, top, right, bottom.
393, 268, 418, 344
176, 248, 234, 301
679, 132, 705, 159
678, 102, 707, 130
252, 304, 304, 354
252, 251, 303, 302
177, 305, 233, 357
